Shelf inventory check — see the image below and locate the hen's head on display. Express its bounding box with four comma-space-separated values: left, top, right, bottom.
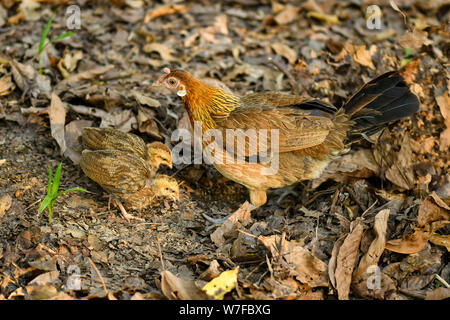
146, 141, 172, 169
153, 68, 198, 97
152, 174, 179, 201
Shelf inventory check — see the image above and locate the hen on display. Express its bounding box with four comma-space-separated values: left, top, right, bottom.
154, 68, 419, 212
80, 149, 179, 221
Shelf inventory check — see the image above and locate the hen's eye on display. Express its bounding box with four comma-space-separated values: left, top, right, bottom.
167, 79, 176, 86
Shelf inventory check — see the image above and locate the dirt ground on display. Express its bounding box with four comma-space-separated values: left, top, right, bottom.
0, 0, 449, 300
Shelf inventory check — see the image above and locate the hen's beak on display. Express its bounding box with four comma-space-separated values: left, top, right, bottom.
152, 82, 162, 87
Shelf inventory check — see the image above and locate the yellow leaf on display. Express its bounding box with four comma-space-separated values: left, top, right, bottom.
202, 267, 239, 300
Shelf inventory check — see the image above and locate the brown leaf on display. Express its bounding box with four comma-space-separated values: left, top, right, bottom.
0, 194, 12, 218
383, 134, 415, 190
345, 44, 376, 70
335, 220, 364, 300
274, 5, 299, 25
160, 270, 208, 300
0, 74, 14, 97
399, 30, 430, 49
385, 228, 430, 254
271, 42, 297, 64
64, 119, 93, 164
418, 192, 450, 227
143, 43, 178, 62
210, 201, 252, 247
429, 233, 450, 251
137, 106, 161, 139
48, 92, 67, 155
144, 4, 188, 22
425, 287, 450, 300
354, 209, 390, 280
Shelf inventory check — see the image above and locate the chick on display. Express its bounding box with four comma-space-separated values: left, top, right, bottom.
80, 149, 178, 221
81, 127, 172, 175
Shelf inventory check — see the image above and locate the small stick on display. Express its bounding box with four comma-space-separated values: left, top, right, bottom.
435, 274, 450, 289
156, 234, 165, 271
345, 185, 367, 212
87, 257, 108, 296
268, 56, 300, 94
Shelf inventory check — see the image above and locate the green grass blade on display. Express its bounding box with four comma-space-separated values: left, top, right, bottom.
39, 195, 52, 213
56, 187, 89, 198
52, 162, 62, 198
50, 32, 74, 44
39, 15, 54, 55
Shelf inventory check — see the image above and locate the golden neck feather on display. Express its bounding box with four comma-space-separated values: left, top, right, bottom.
182, 79, 240, 132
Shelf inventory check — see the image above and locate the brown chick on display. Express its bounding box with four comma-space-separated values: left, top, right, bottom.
80, 149, 178, 221
154, 68, 419, 211
81, 127, 172, 175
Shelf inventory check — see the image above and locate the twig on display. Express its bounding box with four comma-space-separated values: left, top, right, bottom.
435, 274, 450, 289
25, 198, 42, 211
156, 234, 165, 271
345, 185, 367, 212
87, 257, 108, 296
268, 56, 300, 94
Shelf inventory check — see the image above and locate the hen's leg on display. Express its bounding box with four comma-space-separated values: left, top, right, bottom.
113, 196, 144, 222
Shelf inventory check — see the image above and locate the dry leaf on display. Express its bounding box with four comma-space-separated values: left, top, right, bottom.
48, 92, 67, 155
160, 270, 208, 300
64, 119, 93, 164
202, 267, 238, 300
306, 11, 339, 25
210, 201, 252, 247
271, 42, 297, 64
383, 134, 415, 190
429, 234, 450, 251
274, 5, 299, 25
144, 4, 188, 22
132, 90, 161, 108
385, 228, 430, 254
0, 194, 12, 218
399, 30, 430, 49
436, 90, 450, 151
259, 235, 329, 288
137, 106, 161, 139
354, 209, 390, 280
425, 287, 450, 300
417, 192, 450, 227
0, 74, 14, 97
143, 43, 178, 62
353, 45, 376, 70
335, 220, 364, 300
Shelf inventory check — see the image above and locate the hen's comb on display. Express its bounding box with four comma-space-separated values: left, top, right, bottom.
163, 67, 171, 74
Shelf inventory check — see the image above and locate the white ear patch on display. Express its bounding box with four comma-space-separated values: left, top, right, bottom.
177, 89, 186, 97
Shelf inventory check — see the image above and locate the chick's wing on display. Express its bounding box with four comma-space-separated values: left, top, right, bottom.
82, 127, 147, 159
80, 149, 151, 195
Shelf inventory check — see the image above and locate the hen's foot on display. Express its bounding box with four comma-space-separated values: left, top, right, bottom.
114, 197, 144, 222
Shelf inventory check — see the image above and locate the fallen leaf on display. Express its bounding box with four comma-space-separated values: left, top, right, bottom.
210, 201, 252, 247
385, 228, 430, 254
382, 134, 415, 190
259, 235, 329, 288
399, 30, 430, 49
160, 270, 208, 300
57, 50, 83, 78
202, 267, 239, 300
64, 119, 93, 164
425, 287, 450, 300
137, 106, 161, 139
353, 45, 376, 70
143, 43, 178, 62
274, 5, 299, 25
0, 194, 12, 217
417, 192, 450, 227
306, 11, 339, 25
354, 209, 390, 280
0, 74, 14, 97
335, 220, 364, 300
131, 90, 161, 108
144, 4, 188, 22
429, 234, 450, 251
271, 42, 297, 64
48, 92, 67, 155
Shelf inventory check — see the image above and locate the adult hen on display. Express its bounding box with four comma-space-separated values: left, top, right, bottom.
154, 68, 419, 210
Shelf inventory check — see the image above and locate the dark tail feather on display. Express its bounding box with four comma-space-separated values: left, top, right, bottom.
343, 71, 420, 142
